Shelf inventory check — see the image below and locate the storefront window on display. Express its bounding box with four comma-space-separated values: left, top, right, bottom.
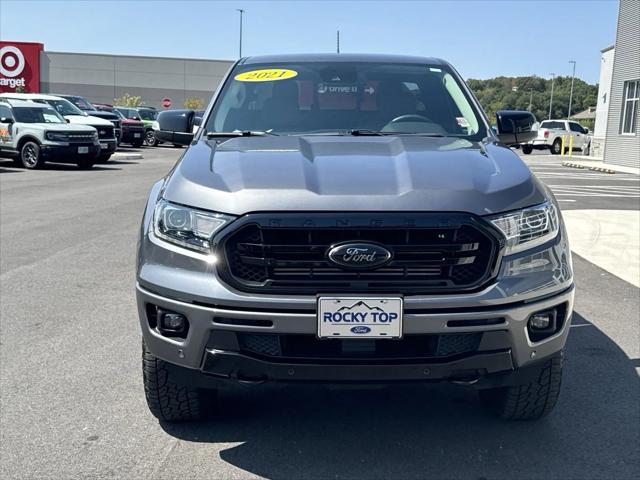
621, 80, 639, 135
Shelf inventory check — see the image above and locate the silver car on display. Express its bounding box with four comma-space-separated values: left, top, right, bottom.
137, 54, 573, 422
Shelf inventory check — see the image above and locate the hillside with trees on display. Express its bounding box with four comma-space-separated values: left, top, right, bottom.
466, 76, 598, 125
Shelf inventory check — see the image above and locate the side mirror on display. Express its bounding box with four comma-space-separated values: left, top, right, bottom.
193, 116, 202, 127
495, 110, 537, 145
132, 116, 140, 121
0, 117, 14, 124
584, 127, 590, 134
155, 109, 195, 146
65, 118, 70, 123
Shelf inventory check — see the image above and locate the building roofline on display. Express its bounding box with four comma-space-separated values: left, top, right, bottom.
601, 44, 615, 53
42, 50, 234, 64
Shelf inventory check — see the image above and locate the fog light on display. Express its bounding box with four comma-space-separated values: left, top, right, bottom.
156, 307, 188, 337
530, 313, 552, 330
161, 312, 186, 330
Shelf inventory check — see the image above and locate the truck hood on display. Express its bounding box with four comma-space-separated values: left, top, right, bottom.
64, 115, 112, 126
162, 136, 546, 216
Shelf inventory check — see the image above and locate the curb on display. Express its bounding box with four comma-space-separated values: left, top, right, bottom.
562, 162, 586, 169
588, 166, 617, 174
562, 161, 616, 174
112, 153, 143, 160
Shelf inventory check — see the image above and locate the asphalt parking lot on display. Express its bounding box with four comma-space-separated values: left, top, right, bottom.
1, 148, 639, 480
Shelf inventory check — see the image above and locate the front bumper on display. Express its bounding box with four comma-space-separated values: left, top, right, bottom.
137, 281, 574, 382
98, 139, 117, 154
121, 127, 145, 143
40, 142, 100, 160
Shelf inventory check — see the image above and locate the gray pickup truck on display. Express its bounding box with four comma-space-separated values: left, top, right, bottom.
138, 54, 574, 422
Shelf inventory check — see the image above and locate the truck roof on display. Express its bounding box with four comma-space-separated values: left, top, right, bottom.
240, 53, 447, 66
0, 98, 51, 108
0, 93, 67, 101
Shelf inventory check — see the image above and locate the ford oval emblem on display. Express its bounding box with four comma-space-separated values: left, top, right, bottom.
351, 326, 371, 334
327, 242, 392, 269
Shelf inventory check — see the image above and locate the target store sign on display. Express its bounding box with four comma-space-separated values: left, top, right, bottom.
0, 41, 44, 93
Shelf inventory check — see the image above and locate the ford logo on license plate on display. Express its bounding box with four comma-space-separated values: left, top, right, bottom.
350, 326, 372, 334
327, 242, 392, 269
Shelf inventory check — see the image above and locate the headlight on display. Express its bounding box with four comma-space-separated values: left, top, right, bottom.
151, 121, 160, 131
487, 202, 560, 255
92, 131, 99, 140
45, 131, 69, 141
153, 199, 233, 252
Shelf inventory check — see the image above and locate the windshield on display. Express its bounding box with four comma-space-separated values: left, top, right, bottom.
66, 96, 94, 111
44, 99, 84, 116
205, 61, 486, 138
138, 109, 156, 120
13, 106, 66, 123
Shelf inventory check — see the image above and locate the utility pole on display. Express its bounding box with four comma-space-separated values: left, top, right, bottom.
567, 60, 576, 118
237, 9, 245, 58
337, 30, 340, 53
548, 73, 555, 119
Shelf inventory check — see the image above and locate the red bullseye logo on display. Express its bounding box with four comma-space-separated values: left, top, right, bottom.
0, 46, 25, 78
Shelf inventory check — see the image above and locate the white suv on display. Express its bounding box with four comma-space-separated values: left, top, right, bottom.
0, 93, 117, 162
0, 99, 100, 169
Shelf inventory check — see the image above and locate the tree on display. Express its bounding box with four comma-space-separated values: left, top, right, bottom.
114, 93, 142, 107
467, 75, 598, 124
184, 97, 205, 110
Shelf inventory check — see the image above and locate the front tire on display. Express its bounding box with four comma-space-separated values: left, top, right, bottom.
522, 144, 533, 155
479, 355, 563, 420
145, 130, 158, 147
76, 157, 95, 169
97, 153, 112, 163
20, 141, 45, 169
142, 341, 216, 422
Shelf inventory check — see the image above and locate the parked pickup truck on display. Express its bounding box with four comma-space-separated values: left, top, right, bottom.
55, 95, 123, 146
523, 119, 591, 155
94, 104, 146, 147
0, 99, 99, 169
141, 54, 573, 423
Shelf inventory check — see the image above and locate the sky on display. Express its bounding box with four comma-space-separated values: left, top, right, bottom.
0, 0, 619, 84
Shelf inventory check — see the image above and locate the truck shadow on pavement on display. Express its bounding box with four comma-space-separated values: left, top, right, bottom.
161, 312, 639, 480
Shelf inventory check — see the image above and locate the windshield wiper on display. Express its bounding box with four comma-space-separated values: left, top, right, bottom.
345, 129, 384, 136
205, 130, 277, 138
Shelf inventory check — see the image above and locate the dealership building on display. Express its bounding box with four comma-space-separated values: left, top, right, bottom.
0, 41, 233, 109
594, 0, 639, 168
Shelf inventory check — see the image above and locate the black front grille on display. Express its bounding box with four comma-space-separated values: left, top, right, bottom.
236, 332, 483, 362
96, 126, 114, 139
67, 133, 96, 142
218, 213, 501, 294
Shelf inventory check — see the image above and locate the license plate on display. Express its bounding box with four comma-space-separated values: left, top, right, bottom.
78, 146, 89, 154
134, 133, 141, 138
318, 297, 403, 338
100, 142, 108, 149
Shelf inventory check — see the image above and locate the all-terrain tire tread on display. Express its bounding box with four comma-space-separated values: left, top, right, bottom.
142, 342, 210, 422
480, 355, 563, 420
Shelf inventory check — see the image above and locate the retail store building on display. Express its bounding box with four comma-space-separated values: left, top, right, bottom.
0, 41, 233, 109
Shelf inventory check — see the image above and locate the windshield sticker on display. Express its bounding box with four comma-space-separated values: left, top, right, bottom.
456, 117, 470, 128
235, 68, 298, 82
429, 67, 442, 72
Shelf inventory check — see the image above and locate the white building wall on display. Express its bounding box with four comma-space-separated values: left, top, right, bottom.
591, 46, 615, 158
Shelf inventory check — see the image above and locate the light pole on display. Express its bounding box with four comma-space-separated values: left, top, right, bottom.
567, 60, 576, 118
548, 73, 555, 119
237, 9, 245, 58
